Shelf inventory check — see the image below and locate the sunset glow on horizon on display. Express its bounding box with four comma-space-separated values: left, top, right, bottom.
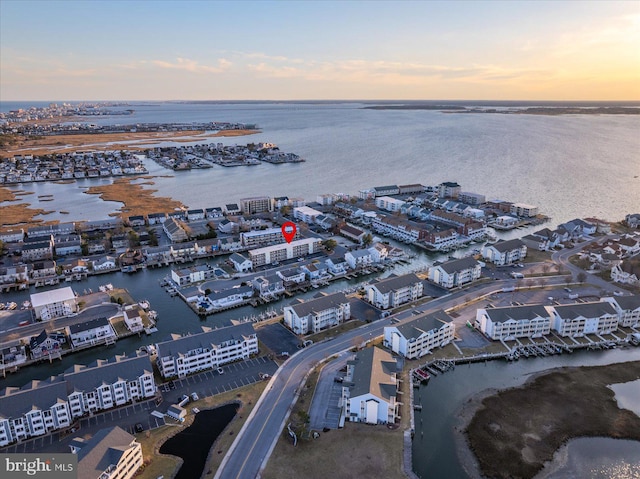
1, 0, 638, 101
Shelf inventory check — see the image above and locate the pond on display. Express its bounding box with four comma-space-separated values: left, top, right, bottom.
159, 403, 238, 479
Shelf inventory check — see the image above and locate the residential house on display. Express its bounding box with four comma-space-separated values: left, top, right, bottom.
383, 310, 455, 359
127, 215, 146, 227
340, 224, 366, 244
186, 208, 205, 221
0, 265, 30, 285
66, 317, 116, 348
0, 227, 24, 243
229, 253, 253, 273
345, 249, 374, 270
171, 264, 217, 286
252, 275, 285, 300
277, 267, 306, 285
625, 214, 640, 229
92, 256, 117, 272
163, 218, 189, 243
207, 286, 253, 309
30, 260, 57, 280
341, 347, 398, 425
123, 307, 144, 333
147, 212, 167, 224
611, 254, 640, 285
29, 330, 63, 360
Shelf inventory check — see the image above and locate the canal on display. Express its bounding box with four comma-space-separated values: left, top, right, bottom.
412, 347, 640, 479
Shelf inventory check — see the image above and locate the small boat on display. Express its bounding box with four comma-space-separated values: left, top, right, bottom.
139, 300, 150, 311
22, 301, 31, 309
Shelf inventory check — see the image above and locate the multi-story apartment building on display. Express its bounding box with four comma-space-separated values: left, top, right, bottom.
64, 353, 155, 418
0, 378, 72, 447
284, 292, 351, 334
602, 295, 640, 327
383, 310, 455, 359
458, 191, 486, 206
30, 286, 78, 320
366, 273, 423, 310
375, 196, 406, 212
248, 238, 321, 267
510, 203, 539, 217
428, 257, 481, 288
155, 323, 258, 379
341, 347, 398, 425
240, 227, 300, 248
482, 239, 527, 265
72, 426, 143, 479
549, 302, 618, 337
239, 196, 272, 214
476, 305, 551, 340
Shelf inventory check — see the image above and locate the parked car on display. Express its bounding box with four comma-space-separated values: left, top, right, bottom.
135, 423, 144, 433
191, 392, 199, 401
217, 367, 224, 375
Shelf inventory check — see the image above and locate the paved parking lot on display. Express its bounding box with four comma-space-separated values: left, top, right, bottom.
157, 356, 278, 410
256, 323, 301, 355
349, 297, 382, 322
0, 356, 278, 455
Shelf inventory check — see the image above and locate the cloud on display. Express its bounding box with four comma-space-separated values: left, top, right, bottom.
150, 57, 231, 74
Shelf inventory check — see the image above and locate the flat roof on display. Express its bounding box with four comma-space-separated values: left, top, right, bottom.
30, 286, 76, 308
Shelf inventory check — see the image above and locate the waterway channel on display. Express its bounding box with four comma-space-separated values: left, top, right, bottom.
412, 348, 640, 479
0, 242, 441, 389
159, 403, 238, 479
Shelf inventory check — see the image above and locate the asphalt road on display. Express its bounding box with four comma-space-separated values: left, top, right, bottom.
214, 266, 607, 479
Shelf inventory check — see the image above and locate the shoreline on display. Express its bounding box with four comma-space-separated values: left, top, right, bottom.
0, 128, 260, 158
458, 361, 640, 479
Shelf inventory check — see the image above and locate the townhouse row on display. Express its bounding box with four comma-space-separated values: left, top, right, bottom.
476, 296, 640, 341
0, 352, 155, 447
0, 322, 259, 446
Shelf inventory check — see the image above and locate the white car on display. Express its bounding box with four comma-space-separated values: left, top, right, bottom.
217, 367, 224, 375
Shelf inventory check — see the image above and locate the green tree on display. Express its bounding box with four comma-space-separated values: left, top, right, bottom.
362, 233, 373, 247
577, 271, 587, 283
322, 239, 337, 251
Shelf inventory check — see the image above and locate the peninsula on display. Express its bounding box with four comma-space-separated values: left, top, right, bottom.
465, 361, 640, 479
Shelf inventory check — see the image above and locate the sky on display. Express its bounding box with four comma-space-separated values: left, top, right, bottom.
1, 0, 639, 101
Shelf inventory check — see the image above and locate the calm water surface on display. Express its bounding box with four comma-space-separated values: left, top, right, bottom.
2, 102, 639, 226
413, 349, 640, 479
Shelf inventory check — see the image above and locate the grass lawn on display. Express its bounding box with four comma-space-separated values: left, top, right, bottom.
262, 422, 405, 479
305, 319, 364, 343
